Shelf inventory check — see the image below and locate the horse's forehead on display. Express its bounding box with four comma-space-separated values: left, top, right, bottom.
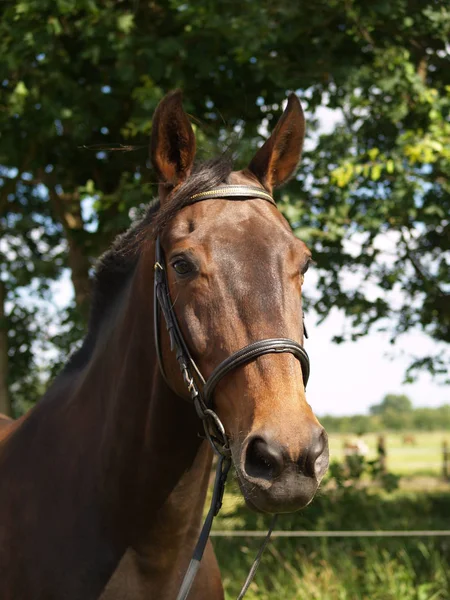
164, 168, 308, 259
167, 199, 291, 250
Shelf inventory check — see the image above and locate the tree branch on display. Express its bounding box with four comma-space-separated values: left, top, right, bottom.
400, 229, 444, 295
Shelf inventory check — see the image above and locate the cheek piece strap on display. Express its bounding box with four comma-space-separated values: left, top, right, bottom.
153, 186, 311, 600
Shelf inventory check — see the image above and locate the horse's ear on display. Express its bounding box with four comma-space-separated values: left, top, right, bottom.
247, 93, 305, 190
150, 90, 196, 190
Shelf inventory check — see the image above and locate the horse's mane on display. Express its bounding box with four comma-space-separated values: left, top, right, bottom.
63, 157, 233, 373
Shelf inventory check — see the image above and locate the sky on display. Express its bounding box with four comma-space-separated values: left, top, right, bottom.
304, 306, 449, 416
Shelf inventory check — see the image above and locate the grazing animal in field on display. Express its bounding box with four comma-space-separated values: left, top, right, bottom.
343, 438, 369, 456
0, 91, 328, 600
402, 434, 417, 446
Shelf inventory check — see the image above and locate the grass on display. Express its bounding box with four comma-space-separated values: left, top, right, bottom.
216, 539, 450, 599
212, 467, 450, 599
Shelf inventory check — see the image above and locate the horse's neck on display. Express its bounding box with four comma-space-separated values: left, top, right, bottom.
91, 255, 210, 527
87, 259, 214, 582
0, 254, 212, 598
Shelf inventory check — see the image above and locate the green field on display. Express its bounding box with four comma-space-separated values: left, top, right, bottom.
328, 431, 450, 475
213, 480, 450, 599
211, 432, 450, 599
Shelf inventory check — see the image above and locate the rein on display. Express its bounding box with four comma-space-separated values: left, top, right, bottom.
153, 185, 311, 599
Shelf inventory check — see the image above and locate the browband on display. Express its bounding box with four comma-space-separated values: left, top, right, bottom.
189, 185, 275, 205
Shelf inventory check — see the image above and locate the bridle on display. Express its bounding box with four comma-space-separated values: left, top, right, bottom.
153, 185, 311, 600
154, 186, 311, 599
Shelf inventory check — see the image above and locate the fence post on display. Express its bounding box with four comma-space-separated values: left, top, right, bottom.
377, 435, 387, 474
443, 441, 449, 481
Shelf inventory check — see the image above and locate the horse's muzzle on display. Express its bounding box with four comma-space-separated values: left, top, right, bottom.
236, 428, 329, 513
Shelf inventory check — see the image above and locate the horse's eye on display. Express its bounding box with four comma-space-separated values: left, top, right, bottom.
301, 258, 313, 275
172, 259, 193, 276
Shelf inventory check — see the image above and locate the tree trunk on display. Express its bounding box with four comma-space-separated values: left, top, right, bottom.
0, 281, 12, 417
49, 190, 92, 322
66, 232, 92, 322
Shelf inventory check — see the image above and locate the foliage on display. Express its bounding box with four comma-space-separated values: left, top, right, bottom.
1, 0, 449, 411
328, 455, 400, 492
369, 394, 414, 429
321, 394, 450, 433
0, 184, 65, 413
370, 394, 413, 415
321, 402, 450, 433
278, 2, 450, 383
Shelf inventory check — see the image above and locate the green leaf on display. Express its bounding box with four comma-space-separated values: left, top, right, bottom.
117, 13, 134, 33
371, 163, 382, 181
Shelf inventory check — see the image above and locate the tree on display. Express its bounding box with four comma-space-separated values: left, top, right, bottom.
1, 0, 448, 412
278, 1, 450, 384
370, 394, 413, 415
0, 281, 9, 415
1, 184, 65, 415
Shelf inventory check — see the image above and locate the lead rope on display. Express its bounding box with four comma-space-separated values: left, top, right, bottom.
176, 455, 277, 600
236, 514, 278, 600
176, 455, 231, 600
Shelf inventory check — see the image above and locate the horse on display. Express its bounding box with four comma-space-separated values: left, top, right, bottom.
0, 90, 329, 600
0, 413, 11, 427
0, 413, 14, 442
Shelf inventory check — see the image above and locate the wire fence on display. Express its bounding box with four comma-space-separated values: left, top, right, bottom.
211, 530, 450, 538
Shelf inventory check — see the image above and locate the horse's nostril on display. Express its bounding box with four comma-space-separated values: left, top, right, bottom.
244, 436, 285, 481
303, 428, 328, 478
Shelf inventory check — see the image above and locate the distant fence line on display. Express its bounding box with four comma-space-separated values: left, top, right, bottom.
443, 440, 450, 479
211, 530, 450, 538
339, 434, 450, 479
